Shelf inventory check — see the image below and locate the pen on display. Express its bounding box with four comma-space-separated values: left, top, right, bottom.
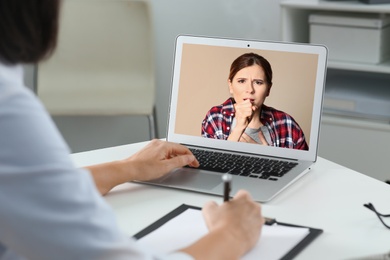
222, 173, 276, 224
264, 217, 276, 225
222, 173, 232, 202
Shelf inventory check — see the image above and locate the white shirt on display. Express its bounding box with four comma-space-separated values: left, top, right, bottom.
0, 63, 192, 260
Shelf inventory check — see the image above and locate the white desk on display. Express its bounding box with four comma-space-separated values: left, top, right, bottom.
71, 141, 390, 260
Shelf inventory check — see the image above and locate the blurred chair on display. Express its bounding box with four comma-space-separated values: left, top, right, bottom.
37, 0, 157, 139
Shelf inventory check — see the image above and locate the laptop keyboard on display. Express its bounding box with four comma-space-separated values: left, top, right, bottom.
187, 148, 298, 181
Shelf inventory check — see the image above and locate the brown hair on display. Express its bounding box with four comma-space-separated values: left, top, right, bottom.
228, 52, 273, 86
0, 0, 60, 64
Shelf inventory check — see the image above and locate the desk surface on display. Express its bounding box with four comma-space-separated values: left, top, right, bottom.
71, 141, 390, 260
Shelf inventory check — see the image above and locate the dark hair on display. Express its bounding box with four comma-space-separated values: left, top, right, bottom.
228, 53, 273, 86
0, 0, 60, 64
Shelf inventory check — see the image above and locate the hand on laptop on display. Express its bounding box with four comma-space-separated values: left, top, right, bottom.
179, 190, 264, 259
126, 139, 200, 180
86, 139, 199, 195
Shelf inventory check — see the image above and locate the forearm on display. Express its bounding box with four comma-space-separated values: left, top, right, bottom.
85, 160, 131, 196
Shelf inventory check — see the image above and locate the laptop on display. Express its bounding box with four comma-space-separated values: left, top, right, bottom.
138, 35, 327, 202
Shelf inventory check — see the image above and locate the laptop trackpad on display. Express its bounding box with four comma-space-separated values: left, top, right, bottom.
155, 168, 222, 190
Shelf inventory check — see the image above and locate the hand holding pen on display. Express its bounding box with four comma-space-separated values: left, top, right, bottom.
202, 188, 264, 256
222, 173, 276, 225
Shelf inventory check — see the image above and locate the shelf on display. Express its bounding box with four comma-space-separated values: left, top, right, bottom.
321, 114, 390, 132
281, 0, 390, 13
328, 59, 390, 73
281, 0, 390, 74
323, 69, 390, 121
282, 0, 390, 181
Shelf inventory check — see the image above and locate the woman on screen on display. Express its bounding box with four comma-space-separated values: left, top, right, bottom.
201, 52, 308, 150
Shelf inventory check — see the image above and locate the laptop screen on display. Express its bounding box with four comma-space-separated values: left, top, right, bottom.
167, 35, 327, 162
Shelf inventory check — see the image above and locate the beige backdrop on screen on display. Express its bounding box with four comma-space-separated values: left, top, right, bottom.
175, 44, 318, 146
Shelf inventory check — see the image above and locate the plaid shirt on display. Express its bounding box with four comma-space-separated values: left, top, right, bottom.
201, 98, 308, 150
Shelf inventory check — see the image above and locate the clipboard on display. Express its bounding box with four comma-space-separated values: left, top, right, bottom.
134, 204, 323, 260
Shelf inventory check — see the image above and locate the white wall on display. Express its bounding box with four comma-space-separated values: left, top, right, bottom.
26, 0, 283, 153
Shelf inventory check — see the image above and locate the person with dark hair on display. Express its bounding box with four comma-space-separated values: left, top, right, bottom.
202, 52, 308, 150
0, 1, 264, 259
